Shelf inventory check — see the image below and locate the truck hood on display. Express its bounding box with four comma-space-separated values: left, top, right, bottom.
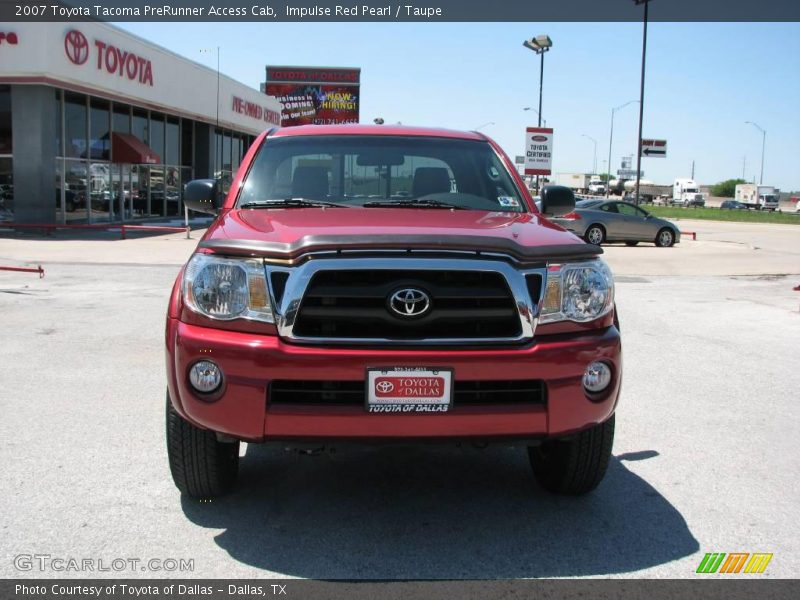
199, 208, 601, 263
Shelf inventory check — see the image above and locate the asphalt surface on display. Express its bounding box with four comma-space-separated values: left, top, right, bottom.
1, 223, 799, 579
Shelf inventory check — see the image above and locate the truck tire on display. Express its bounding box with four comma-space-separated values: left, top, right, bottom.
166, 392, 239, 498
655, 228, 675, 247
528, 415, 615, 495
584, 225, 605, 245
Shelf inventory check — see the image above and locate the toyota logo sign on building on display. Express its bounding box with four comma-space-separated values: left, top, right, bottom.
64, 30, 89, 65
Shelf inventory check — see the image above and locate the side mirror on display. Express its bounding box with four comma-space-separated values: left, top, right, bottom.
539, 185, 575, 217
184, 179, 221, 215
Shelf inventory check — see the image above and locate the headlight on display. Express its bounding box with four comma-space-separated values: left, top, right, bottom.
539, 260, 614, 323
183, 254, 273, 323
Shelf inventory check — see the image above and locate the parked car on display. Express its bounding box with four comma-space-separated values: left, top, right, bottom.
720, 200, 748, 210
551, 199, 681, 247
166, 125, 621, 498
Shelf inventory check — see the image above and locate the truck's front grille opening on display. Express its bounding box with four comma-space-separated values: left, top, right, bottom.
269, 380, 546, 407
291, 270, 521, 340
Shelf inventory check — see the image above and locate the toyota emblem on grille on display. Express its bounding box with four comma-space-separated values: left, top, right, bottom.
388, 288, 431, 318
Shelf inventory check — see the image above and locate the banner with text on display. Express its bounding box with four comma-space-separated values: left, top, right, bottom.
265, 66, 360, 126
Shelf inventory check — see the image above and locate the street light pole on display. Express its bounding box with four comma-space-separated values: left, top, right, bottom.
633, 0, 650, 205
745, 121, 766, 184
582, 134, 597, 174
523, 107, 546, 127
474, 121, 495, 131
523, 35, 552, 194
605, 100, 638, 198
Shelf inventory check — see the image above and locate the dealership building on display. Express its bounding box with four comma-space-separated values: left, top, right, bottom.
0, 22, 281, 224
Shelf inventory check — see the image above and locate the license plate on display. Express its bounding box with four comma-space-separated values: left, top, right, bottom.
366, 367, 453, 413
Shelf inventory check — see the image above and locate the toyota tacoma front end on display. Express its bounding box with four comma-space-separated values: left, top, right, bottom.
165, 125, 621, 498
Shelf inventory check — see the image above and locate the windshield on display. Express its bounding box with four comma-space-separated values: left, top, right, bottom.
684, 188, 698, 193
238, 135, 527, 212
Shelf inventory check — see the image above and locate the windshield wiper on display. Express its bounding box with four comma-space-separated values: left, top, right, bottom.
239, 198, 352, 209
362, 199, 467, 210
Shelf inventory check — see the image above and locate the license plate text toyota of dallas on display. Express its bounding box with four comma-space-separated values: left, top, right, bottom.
166, 125, 620, 498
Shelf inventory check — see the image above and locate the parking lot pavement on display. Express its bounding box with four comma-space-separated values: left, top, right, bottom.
601, 219, 800, 277
0, 224, 798, 579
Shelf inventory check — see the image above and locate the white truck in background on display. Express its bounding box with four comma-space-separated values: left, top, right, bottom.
734, 184, 779, 211
672, 178, 705, 207
553, 173, 590, 194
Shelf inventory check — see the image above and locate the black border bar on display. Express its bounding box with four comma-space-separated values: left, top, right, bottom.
2, 0, 799, 22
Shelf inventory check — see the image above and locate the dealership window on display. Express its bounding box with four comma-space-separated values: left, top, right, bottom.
166, 117, 179, 166
64, 93, 87, 159
54, 90, 62, 156
0, 157, 12, 221
90, 98, 110, 161
232, 135, 242, 172
214, 129, 223, 176
149, 113, 165, 162
0, 86, 11, 154
181, 120, 193, 167
63, 159, 88, 220
132, 108, 148, 145
223, 132, 232, 173
112, 103, 131, 135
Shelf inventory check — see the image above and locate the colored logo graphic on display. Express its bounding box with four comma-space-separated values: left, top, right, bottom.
64, 30, 89, 65
696, 552, 773, 574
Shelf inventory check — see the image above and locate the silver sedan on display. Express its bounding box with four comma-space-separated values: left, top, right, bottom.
551, 199, 681, 247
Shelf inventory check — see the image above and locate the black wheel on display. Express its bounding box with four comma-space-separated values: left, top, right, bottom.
166, 392, 239, 498
625, 241, 639, 246
529, 415, 615, 495
584, 224, 605, 245
655, 228, 675, 247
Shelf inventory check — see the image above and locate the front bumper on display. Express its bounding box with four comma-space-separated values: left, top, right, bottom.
166, 320, 622, 442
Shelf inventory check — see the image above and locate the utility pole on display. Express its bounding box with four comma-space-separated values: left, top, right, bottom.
745, 121, 766, 184
691, 160, 695, 180
742, 156, 746, 180
633, 0, 650, 206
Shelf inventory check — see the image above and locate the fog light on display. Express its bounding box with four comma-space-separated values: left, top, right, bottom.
189, 360, 222, 394
583, 361, 612, 393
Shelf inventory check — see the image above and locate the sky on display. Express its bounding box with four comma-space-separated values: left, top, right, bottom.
117, 21, 800, 191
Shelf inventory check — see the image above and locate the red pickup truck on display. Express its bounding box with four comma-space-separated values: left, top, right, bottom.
166, 125, 621, 498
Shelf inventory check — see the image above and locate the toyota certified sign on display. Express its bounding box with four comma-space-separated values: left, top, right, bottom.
64, 30, 89, 65
63, 29, 153, 86
524, 127, 554, 176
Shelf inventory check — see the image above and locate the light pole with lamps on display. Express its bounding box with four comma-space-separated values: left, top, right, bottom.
582, 134, 598, 174
633, 0, 651, 205
523, 34, 552, 193
745, 121, 766, 184
605, 100, 638, 198
523, 107, 546, 127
